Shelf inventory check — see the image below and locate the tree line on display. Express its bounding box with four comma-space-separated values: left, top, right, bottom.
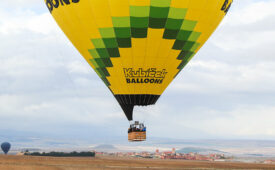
24, 151, 95, 157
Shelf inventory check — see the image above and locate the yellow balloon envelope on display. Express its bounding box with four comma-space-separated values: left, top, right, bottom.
45, 0, 233, 120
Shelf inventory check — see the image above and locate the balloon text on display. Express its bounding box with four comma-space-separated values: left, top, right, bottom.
124, 68, 167, 84
45, 0, 80, 13
221, 0, 232, 14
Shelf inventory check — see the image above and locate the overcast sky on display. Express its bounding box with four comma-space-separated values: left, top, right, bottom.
1, 0, 275, 141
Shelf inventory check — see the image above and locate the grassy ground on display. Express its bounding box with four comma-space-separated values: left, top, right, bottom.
1, 155, 275, 169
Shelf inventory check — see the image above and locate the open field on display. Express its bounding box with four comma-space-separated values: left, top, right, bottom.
1, 155, 275, 169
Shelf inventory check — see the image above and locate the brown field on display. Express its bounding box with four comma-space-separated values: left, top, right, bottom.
1, 155, 275, 170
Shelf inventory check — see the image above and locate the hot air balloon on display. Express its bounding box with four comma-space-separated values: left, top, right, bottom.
1, 142, 11, 155
44, 0, 232, 141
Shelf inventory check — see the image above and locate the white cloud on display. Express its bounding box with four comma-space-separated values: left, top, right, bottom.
224, 1, 275, 26
0, 9, 58, 35
172, 60, 275, 94
211, 0, 275, 53
66, 60, 91, 74
198, 106, 275, 137
0, 0, 43, 9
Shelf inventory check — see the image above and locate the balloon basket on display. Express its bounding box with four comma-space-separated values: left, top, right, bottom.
128, 131, 146, 142
128, 121, 146, 142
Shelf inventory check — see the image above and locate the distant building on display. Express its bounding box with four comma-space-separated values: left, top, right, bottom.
172, 148, 176, 155
264, 160, 275, 164
155, 149, 159, 154
16, 152, 24, 156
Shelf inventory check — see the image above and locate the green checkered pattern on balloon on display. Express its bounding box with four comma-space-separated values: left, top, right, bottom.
88, 0, 201, 86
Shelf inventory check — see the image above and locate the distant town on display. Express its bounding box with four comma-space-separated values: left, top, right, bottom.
93, 148, 275, 164
96, 148, 227, 161
4, 140, 275, 166
0, 146, 273, 165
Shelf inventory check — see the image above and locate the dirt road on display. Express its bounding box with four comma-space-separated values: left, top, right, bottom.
1, 155, 275, 169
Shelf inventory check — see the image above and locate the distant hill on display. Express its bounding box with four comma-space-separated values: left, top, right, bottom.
177, 147, 225, 154
93, 144, 117, 151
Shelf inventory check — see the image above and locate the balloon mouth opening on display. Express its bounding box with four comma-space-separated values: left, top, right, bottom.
115, 94, 160, 121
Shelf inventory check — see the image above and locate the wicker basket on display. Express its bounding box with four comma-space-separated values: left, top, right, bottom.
128, 131, 146, 141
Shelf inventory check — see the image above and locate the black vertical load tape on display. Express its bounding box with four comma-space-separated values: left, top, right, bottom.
115, 94, 160, 121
